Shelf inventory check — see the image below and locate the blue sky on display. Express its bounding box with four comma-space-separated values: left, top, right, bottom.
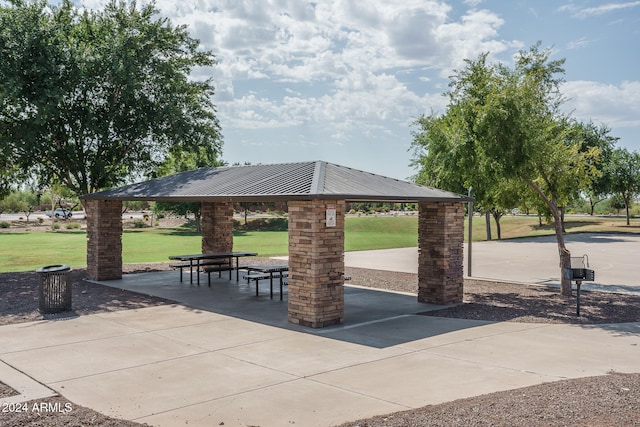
75, 0, 639, 180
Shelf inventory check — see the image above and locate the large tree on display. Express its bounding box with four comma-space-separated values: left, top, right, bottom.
0, 0, 222, 197
412, 44, 610, 296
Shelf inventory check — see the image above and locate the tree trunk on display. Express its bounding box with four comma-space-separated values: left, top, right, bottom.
560, 206, 566, 233
492, 211, 503, 240
485, 211, 492, 241
552, 205, 572, 296
625, 199, 631, 226
195, 211, 202, 233
522, 177, 572, 296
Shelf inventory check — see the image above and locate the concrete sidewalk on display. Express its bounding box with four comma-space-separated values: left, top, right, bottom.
1, 302, 638, 426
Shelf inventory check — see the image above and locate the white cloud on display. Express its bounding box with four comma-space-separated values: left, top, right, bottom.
562, 80, 640, 129
63, 0, 522, 167
566, 37, 594, 50
559, 1, 640, 18
143, 0, 512, 136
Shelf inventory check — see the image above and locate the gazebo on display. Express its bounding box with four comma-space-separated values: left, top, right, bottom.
81, 161, 472, 328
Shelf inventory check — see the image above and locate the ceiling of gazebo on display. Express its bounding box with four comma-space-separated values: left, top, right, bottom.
82, 161, 472, 203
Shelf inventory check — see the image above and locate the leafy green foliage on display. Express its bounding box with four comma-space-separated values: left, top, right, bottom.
607, 148, 640, 225
0, 0, 222, 197
411, 43, 615, 295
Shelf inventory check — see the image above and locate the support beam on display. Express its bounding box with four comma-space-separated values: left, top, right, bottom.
85, 199, 122, 281
288, 200, 345, 328
418, 201, 464, 304
201, 201, 234, 253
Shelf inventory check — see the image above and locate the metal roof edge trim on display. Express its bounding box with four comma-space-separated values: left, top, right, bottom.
80, 194, 473, 203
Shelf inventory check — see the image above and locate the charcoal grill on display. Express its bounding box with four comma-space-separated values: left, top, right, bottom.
563, 254, 595, 283
562, 254, 595, 317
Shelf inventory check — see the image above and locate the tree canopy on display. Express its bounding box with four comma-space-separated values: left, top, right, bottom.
411, 43, 615, 295
607, 148, 640, 225
0, 0, 222, 197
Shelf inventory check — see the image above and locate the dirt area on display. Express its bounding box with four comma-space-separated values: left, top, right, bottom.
1, 262, 639, 426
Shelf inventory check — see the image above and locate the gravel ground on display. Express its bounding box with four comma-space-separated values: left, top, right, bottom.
1, 261, 639, 426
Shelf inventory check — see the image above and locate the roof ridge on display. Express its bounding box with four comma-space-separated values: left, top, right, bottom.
310, 160, 326, 194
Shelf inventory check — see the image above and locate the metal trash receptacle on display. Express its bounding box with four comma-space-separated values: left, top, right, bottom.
36, 264, 72, 313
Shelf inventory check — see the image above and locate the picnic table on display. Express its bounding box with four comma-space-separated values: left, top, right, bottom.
169, 252, 257, 285
244, 264, 289, 300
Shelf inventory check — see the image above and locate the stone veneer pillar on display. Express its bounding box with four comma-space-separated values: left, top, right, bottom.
418, 201, 464, 304
201, 201, 234, 253
85, 199, 123, 281
288, 200, 345, 328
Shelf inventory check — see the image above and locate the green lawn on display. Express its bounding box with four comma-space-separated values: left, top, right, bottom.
1, 214, 637, 273
0, 216, 418, 272
472, 215, 640, 240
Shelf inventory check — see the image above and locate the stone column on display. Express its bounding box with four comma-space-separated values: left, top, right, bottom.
418, 201, 464, 304
288, 200, 345, 328
201, 201, 234, 253
85, 199, 123, 281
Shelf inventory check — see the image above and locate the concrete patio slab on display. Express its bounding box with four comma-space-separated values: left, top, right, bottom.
309, 350, 556, 409
49, 351, 299, 420
218, 332, 410, 377
0, 315, 142, 353
92, 271, 448, 334
1, 331, 206, 384
95, 304, 232, 330
138, 377, 408, 427
152, 316, 297, 352
427, 322, 640, 379
396, 318, 550, 351
1, 300, 639, 426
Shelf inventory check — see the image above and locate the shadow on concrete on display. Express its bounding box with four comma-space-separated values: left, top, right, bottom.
499, 233, 634, 245
91, 271, 488, 349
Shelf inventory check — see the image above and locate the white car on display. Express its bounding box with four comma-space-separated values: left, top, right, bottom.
46, 208, 73, 219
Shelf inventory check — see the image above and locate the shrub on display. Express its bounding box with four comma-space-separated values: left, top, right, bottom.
65, 222, 81, 230
0, 221, 10, 228
133, 219, 146, 228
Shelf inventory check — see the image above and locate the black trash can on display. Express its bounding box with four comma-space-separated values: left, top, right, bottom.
36, 265, 72, 313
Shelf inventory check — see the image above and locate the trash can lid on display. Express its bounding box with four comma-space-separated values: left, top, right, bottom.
36, 264, 71, 273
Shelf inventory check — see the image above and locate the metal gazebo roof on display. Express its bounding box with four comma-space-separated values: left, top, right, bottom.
82, 161, 472, 203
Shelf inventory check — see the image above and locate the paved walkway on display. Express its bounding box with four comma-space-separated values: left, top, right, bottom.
0, 233, 638, 426
345, 233, 640, 294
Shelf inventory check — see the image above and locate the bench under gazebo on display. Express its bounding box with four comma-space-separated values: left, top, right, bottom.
81, 161, 471, 328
